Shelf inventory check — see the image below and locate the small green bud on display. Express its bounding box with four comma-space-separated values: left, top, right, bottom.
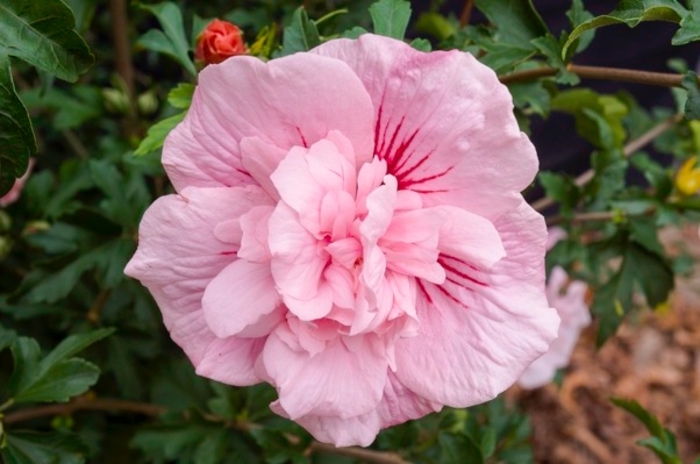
137, 91, 159, 116
0, 211, 10, 232
102, 88, 131, 115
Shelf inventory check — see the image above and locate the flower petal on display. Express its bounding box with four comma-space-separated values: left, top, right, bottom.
394, 201, 559, 406
125, 185, 270, 379
436, 205, 506, 269
312, 34, 537, 218
202, 259, 281, 338
164, 53, 374, 191
263, 329, 387, 420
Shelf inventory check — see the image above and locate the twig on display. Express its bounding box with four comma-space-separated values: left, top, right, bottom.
61, 129, 90, 159
86, 289, 111, 324
499, 64, 687, 87
2, 397, 409, 464
532, 114, 682, 212
108, 0, 135, 104
3, 398, 165, 424
459, 0, 475, 27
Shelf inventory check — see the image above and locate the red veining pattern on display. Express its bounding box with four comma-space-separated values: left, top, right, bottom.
439, 255, 488, 287
435, 284, 469, 309
372, 103, 457, 194
296, 127, 309, 148
417, 279, 433, 304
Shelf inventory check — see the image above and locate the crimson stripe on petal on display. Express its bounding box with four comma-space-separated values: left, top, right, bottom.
438, 256, 489, 287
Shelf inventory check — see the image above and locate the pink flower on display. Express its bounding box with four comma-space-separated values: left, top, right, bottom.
0, 159, 34, 207
518, 229, 591, 389
125, 34, 559, 446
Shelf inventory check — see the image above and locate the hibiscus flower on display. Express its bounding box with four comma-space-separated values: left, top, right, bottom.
518, 228, 591, 389
125, 34, 559, 446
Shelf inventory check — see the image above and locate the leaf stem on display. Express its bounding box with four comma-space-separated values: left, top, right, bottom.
499, 64, 687, 87
532, 113, 682, 212
314, 9, 349, 26
2, 397, 409, 464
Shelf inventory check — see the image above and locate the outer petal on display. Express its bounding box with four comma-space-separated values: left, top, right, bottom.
394, 201, 559, 406
124, 185, 269, 383
163, 53, 374, 191
271, 371, 441, 447
312, 35, 537, 218
262, 329, 387, 420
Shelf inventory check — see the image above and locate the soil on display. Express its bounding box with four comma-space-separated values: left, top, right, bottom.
511, 223, 700, 463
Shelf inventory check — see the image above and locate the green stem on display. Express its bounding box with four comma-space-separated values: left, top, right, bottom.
314, 9, 349, 26
0, 398, 15, 414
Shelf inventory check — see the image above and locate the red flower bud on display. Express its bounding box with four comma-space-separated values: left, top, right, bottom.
195, 19, 247, 65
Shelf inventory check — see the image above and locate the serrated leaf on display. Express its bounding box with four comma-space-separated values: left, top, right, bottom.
14, 358, 100, 403
279, 7, 321, 56
592, 240, 673, 344
166, 83, 194, 110
531, 34, 579, 85
474, 0, 548, 48
137, 2, 196, 76
134, 111, 186, 156
341, 26, 368, 39
0, 0, 94, 81
9, 329, 111, 403
40, 328, 114, 369
369, 0, 412, 40
0, 54, 36, 196
409, 38, 431, 52
681, 71, 700, 119
2, 431, 88, 464
563, 0, 688, 58
566, 0, 595, 53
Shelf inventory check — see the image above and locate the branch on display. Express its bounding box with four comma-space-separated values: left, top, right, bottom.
459, 0, 475, 27
499, 64, 687, 87
532, 113, 682, 212
2, 397, 409, 464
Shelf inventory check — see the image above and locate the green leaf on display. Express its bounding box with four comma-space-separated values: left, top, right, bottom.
673, 0, 700, 44
611, 398, 681, 464
137, 2, 196, 76
508, 79, 551, 116
369, 0, 412, 40
14, 358, 100, 403
2, 431, 88, 464
0, 324, 16, 351
531, 34, 579, 85
279, 7, 321, 56
40, 328, 114, 368
566, 0, 595, 53
409, 38, 432, 52
134, 111, 186, 156
592, 240, 673, 344
341, 26, 368, 39
474, 0, 548, 48
0, 54, 36, 196
8, 329, 112, 403
21, 85, 102, 131
0, 0, 94, 81
563, 0, 688, 58
681, 71, 700, 119
438, 431, 484, 464
538, 171, 579, 214
167, 83, 195, 109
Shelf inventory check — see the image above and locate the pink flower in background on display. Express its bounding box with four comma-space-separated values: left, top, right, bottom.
125, 34, 559, 446
518, 228, 591, 389
0, 159, 34, 207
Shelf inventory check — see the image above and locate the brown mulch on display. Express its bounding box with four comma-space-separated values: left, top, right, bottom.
510, 224, 700, 463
